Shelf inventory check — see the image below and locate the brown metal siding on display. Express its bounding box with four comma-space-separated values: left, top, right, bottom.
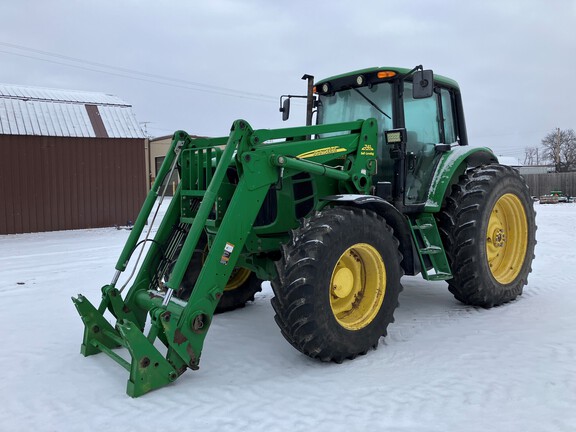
85, 104, 109, 138
0, 135, 146, 234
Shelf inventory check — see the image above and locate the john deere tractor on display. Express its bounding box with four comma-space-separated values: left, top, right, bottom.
73, 66, 536, 397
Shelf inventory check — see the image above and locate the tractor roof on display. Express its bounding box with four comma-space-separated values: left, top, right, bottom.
315, 66, 460, 90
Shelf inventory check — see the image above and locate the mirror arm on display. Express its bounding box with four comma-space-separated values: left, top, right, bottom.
400, 65, 423, 81
279, 94, 308, 122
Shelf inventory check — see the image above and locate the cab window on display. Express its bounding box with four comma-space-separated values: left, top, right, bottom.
403, 82, 456, 205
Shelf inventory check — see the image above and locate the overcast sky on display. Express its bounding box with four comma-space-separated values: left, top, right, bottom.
2, 0, 575, 163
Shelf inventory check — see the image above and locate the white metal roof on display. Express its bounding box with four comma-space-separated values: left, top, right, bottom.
498, 156, 523, 167
0, 83, 145, 139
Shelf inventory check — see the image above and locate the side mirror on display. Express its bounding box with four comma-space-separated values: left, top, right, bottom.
280, 98, 291, 121
412, 70, 434, 99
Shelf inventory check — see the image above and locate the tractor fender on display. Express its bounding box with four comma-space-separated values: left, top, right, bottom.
424, 146, 498, 213
319, 194, 419, 276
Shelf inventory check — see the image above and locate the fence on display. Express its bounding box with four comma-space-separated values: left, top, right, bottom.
522, 172, 576, 197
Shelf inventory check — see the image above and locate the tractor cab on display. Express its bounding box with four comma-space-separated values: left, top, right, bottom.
312, 66, 468, 210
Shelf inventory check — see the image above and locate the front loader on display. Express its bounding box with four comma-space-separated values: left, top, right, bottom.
73, 66, 536, 397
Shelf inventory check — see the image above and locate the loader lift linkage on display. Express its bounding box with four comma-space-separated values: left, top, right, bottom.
73, 118, 387, 397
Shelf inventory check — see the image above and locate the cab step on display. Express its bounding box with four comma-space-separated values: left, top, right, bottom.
409, 213, 452, 281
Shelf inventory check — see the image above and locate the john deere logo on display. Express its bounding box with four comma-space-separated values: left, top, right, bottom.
297, 146, 347, 159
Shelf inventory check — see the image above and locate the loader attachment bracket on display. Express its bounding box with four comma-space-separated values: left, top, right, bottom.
72, 294, 121, 357
105, 286, 140, 325
73, 293, 185, 398
116, 319, 179, 398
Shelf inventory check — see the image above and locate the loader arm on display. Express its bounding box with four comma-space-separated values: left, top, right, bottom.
72, 118, 379, 397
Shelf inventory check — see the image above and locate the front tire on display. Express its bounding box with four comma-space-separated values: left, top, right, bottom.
271, 207, 403, 362
438, 164, 536, 307
176, 234, 262, 313
213, 269, 262, 313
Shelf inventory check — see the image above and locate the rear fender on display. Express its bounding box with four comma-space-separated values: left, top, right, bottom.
425, 147, 497, 212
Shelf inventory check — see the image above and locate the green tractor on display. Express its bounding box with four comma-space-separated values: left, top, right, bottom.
73, 65, 536, 397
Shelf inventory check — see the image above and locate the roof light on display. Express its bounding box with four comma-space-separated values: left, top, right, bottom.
356, 75, 365, 86
377, 71, 397, 79
321, 83, 330, 93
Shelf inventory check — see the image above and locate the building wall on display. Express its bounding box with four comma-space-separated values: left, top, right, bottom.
0, 135, 146, 234
150, 137, 172, 166
517, 166, 554, 175
148, 136, 177, 194
149, 136, 172, 184
147, 135, 207, 192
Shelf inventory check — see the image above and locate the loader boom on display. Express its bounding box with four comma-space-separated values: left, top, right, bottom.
73, 118, 379, 396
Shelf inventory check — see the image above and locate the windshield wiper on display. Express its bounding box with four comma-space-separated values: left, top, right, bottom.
351, 87, 391, 120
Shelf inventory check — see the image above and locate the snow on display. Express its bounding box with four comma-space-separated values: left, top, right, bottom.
1, 201, 575, 432
498, 156, 522, 167
426, 146, 474, 211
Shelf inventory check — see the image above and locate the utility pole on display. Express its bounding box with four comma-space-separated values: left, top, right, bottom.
555, 127, 561, 171
140, 121, 152, 138
139, 121, 153, 191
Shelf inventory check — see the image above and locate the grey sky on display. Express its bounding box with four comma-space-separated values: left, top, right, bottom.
2, 0, 575, 163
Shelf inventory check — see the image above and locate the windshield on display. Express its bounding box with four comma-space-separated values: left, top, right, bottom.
317, 82, 393, 130
316, 82, 395, 184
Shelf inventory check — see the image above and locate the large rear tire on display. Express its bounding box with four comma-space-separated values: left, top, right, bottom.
438, 164, 536, 307
176, 234, 262, 313
271, 207, 403, 362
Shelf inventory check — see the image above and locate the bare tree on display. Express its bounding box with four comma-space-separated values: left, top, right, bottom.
541, 128, 576, 172
523, 146, 539, 165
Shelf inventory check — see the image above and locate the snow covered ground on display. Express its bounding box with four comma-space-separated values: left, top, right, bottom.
1, 201, 575, 432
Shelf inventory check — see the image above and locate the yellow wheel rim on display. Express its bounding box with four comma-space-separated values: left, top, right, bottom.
329, 243, 386, 331
225, 267, 252, 291
486, 193, 528, 284
201, 245, 251, 291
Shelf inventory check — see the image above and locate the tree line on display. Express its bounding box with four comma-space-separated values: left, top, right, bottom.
524, 128, 576, 172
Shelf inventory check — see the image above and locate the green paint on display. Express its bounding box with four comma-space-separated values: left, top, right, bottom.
72, 67, 498, 397
73, 118, 383, 396
424, 146, 498, 212
315, 66, 460, 89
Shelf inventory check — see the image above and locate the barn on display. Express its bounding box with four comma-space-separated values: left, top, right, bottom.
0, 83, 146, 234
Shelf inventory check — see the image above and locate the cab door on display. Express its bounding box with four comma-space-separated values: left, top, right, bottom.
402, 82, 458, 206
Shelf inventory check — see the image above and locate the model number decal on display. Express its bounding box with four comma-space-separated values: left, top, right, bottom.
360, 144, 375, 156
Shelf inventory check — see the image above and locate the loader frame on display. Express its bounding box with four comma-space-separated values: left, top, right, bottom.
73, 118, 392, 397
